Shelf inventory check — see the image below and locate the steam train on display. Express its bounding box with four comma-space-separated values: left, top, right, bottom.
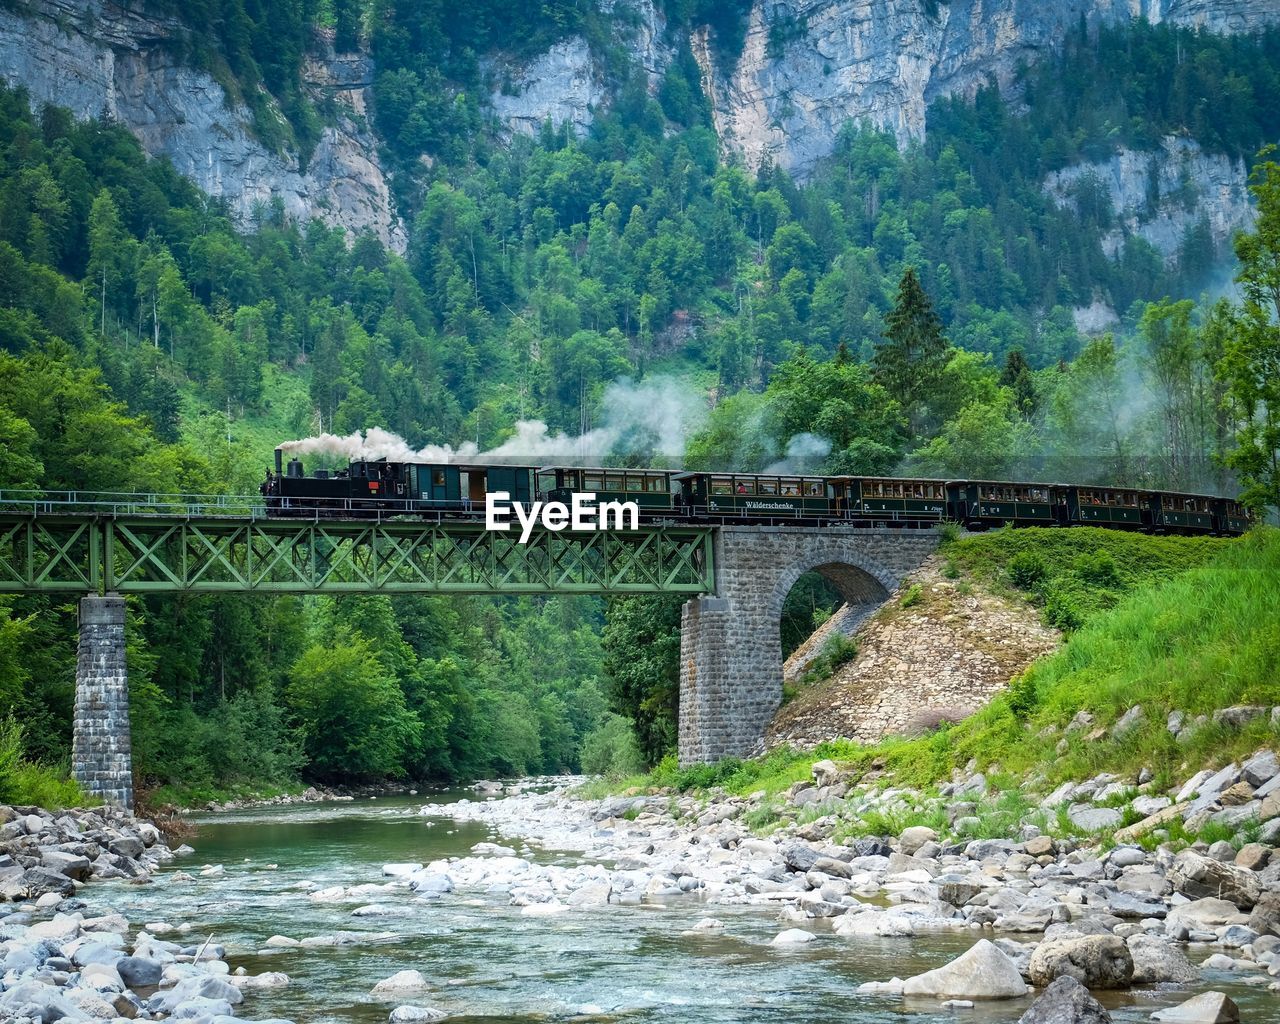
262, 449, 1254, 536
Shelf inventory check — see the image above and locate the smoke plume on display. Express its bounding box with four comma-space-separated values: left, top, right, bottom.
278, 377, 707, 466
762, 433, 832, 475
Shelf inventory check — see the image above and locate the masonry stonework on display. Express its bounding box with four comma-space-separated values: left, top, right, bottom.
73, 594, 133, 809
677, 526, 938, 766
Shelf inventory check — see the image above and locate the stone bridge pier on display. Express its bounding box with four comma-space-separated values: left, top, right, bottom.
72, 594, 133, 809
677, 526, 939, 766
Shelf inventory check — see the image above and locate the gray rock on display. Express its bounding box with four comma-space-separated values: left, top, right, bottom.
1206, 840, 1236, 863
1233, 843, 1270, 871
1247, 893, 1280, 937
1107, 893, 1167, 919
40, 850, 92, 880
389, 1009, 448, 1023
781, 844, 819, 874
902, 939, 1028, 999
1212, 706, 1267, 730
1028, 935, 1134, 989
1127, 935, 1200, 984
1068, 805, 1121, 832
19, 865, 76, 897
1112, 705, 1145, 738
117, 955, 163, 988
1169, 850, 1261, 909
1150, 991, 1239, 1023
1241, 750, 1279, 788
1018, 975, 1111, 1024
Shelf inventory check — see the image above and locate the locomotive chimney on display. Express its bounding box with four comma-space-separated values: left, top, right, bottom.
274, 448, 283, 476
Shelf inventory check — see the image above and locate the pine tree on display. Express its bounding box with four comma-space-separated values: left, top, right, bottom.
1000, 348, 1038, 417
873, 266, 950, 436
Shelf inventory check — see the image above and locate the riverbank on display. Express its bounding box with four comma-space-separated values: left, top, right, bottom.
0, 802, 287, 1022
412, 767, 1280, 1012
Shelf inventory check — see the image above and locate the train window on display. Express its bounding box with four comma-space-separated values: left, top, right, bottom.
780, 478, 800, 496
625, 474, 644, 491
711, 476, 732, 495
600, 473, 621, 491
805, 479, 823, 496
758, 479, 777, 495
584, 472, 603, 490
643, 475, 664, 492
432, 470, 446, 487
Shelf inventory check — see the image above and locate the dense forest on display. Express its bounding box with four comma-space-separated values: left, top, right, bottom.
1, 6, 1278, 800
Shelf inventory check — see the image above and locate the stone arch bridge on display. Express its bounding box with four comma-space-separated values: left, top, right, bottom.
0, 508, 939, 806
677, 526, 938, 765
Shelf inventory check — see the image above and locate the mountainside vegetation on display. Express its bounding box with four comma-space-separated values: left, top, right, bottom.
0, 8, 1278, 802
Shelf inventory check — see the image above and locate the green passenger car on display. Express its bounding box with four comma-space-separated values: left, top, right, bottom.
538, 467, 676, 511
949, 480, 1058, 525
851, 478, 948, 520
1148, 492, 1214, 532
675, 473, 837, 518
1065, 486, 1145, 527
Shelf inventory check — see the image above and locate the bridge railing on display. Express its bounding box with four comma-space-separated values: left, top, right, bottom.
0, 489, 266, 518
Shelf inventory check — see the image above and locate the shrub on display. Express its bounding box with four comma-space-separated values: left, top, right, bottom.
1044, 591, 1085, 631
1008, 550, 1047, 589
579, 715, 646, 777
899, 583, 923, 608
1074, 549, 1120, 587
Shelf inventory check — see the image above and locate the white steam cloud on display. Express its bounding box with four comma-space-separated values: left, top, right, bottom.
279, 377, 707, 466
762, 433, 832, 475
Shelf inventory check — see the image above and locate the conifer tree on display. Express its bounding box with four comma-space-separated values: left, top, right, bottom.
873, 266, 950, 436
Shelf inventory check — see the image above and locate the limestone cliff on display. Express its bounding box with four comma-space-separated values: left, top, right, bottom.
0, 0, 405, 251
1044, 136, 1256, 265
493, 0, 1280, 173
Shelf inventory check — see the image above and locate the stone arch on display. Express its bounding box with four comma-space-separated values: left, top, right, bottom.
678, 527, 938, 766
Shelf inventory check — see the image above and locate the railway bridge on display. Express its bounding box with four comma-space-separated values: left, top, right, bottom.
0, 493, 939, 808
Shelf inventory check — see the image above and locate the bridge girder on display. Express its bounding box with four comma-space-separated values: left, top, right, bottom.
0, 515, 715, 595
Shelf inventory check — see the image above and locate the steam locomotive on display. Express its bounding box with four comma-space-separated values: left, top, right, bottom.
262, 449, 1254, 535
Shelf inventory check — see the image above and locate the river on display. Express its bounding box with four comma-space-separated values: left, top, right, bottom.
86, 792, 1271, 1024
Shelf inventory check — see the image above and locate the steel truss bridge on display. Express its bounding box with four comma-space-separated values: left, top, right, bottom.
0, 492, 714, 595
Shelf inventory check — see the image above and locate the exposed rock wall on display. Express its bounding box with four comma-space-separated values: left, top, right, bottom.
0, 0, 405, 251
1044, 135, 1256, 264
493, 0, 1280, 175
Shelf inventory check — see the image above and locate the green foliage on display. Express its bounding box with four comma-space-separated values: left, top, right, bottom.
602, 595, 683, 766
0, 718, 83, 809
1008, 550, 1047, 589
899, 583, 923, 608
579, 714, 646, 777
286, 631, 423, 779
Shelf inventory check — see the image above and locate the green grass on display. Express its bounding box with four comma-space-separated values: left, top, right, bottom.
945, 525, 1233, 631
596, 528, 1279, 821
0, 719, 85, 810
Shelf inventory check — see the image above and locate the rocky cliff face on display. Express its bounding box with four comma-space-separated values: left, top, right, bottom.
0, 0, 405, 251
1044, 136, 1256, 265
496, 0, 1280, 174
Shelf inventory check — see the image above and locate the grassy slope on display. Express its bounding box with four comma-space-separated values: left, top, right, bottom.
596, 527, 1279, 805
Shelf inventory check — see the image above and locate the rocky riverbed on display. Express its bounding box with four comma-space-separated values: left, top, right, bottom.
3, 743, 1279, 1024
0, 804, 293, 1024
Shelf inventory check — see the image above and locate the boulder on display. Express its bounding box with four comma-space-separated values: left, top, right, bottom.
41, 850, 92, 880
1028, 935, 1134, 990
1247, 892, 1280, 937
1239, 747, 1280, 788
811, 759, 842, 787
1068, 806, 1122, 832
781, 844, 819, 874
1213, 706, 1267, 730
1019, 976, 1111, 1024
899, 826, 938, 855
19, 865, 76, 896
1127, 935, 1199, 985
1169, 850, 1260, 909
1233, 844, 1269, 871
770, 928, 816, 945
372, 970, 432, 996
901, 939, 1028, 999
1150, 991, 1239, 1023
389, 1009, 448, 1023
1166, 898, 1243, 930
1025, 836, 1057, 858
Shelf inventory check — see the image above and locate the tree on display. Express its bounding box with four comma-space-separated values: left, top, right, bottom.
601, 595, 683, 765
873, 266, 951, 437
1219, 152, 1280, 513
286, 632, 422, 780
